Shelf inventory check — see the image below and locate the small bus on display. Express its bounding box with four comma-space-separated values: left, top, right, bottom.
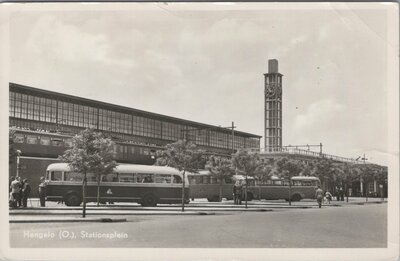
187, 171, 255, 202
247, 176, 321, 201
45, 163, 189, 207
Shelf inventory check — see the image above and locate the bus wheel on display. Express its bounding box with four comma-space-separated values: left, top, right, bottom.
141, 193, 157, 207
291, 194, 302, 201
65, 193, 82, 206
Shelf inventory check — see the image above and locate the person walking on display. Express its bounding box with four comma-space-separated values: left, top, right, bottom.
10, 177, 21, 208
22, 178, 31, 208
38, 177, 47, 207
325, 191, 333, 204
315, 185, 324, 208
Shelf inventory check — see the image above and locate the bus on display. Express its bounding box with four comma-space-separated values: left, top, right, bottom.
45, 163, 189, 207
188, 172, 320, 202
247, 176, 321, 201
187, 171, 255, 202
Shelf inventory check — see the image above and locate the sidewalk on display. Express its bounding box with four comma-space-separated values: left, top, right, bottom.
9, 197, 386, 223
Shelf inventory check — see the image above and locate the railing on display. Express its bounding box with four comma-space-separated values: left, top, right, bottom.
245, 147, 364, 164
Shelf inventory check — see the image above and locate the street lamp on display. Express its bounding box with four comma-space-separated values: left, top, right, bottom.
15, 150, 22, 178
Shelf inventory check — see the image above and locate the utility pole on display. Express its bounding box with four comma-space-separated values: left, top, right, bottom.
231, 122, 235, 154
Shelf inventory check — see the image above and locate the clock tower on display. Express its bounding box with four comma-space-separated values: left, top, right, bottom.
264, 59, 282, 152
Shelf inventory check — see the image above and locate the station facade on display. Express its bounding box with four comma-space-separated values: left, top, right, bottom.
9, 83, 261, 189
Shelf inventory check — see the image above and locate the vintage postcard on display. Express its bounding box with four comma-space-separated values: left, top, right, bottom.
0, 2, 398, 261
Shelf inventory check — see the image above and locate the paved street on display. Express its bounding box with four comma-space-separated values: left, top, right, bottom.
10, 202, 386, 248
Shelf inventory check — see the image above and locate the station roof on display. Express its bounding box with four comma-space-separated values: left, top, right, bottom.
10, 82, 261, 138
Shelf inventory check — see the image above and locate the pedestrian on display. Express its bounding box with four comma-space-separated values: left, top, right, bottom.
315, 185, 324, 208
10, 177, 21, 208
9, 176, 15, 193
232, 182, 238, 204
339, 186, 345, 201
22, 178, 31, 208
18, 178, 24, 207
235, 181, 243, 205
38, 176, 47, 207
325, 191, 333, 204
335, 186, 340, 201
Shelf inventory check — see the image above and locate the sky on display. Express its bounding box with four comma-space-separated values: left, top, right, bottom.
6, 3, 397, 166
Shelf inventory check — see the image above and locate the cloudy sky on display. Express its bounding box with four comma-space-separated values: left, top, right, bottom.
7, 3, 397, 165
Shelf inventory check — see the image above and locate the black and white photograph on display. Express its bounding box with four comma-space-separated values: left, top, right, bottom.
1, 2, 399, 261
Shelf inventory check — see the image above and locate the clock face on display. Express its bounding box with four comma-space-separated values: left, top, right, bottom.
265, 83, 276, 98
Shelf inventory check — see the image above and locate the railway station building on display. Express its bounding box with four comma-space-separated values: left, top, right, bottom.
9, 83, 261, 189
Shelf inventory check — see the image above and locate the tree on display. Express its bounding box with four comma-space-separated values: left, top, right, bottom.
9, 129, 16, 165
205, 156, 234, 202
276, 157, 302, 206
254, 160, 274, 184
313, 159, 335, 191
59, 128, 117, 217
155, 140, 204, 212
231, 149, 260, 208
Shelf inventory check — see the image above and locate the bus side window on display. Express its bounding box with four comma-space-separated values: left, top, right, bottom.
303, 180, 312, 186
51, 171, 62, 181
172, 175, 182, 184
136, 173, 153, 183
119, 173, 134, 183
273, 180, 282, 185
224, 177, 233, 184
155, 174, 171, 184
103, 173, 118, 182
65, 172, 83, 182
210, 177, 217, 184
86, 173, 97, 182
293, 180, 302, 186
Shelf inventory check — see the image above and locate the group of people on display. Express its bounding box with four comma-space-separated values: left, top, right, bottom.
9, 176, 31, 208
9, 176, 47, 208
232, 180, 244, 205
315, 186, 346, 208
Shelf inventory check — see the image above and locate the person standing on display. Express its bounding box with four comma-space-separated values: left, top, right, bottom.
339, 186, 345, 201
232, 182, 238, 205
10, 177, 21, 208
18, 178, 24, 207
235, 181, 243, 205
38, 177, 47, 207
22, 178, 31, 208
315, 185, 324, 208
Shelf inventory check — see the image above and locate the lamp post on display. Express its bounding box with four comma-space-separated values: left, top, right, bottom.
15, 150, 21, 178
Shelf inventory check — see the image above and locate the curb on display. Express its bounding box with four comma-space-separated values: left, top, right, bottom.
10, 218, 127, 223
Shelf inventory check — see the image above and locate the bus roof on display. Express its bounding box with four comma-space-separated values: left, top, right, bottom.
46, 163, 182, 176
291, 176, 320, 180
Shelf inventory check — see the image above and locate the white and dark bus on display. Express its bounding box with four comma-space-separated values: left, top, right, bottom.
45, 163, 189, 207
